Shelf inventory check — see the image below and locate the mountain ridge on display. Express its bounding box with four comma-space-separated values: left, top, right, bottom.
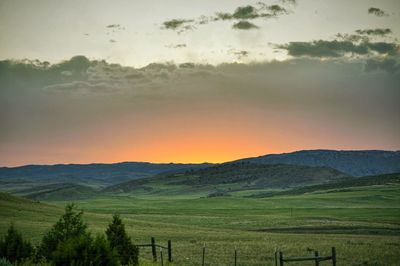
233, 149, 400, 176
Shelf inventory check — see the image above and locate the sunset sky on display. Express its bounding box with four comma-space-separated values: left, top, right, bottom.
0, 0, 399, 166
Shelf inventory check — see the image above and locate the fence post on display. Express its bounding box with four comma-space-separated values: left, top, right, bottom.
160, 248, 164, 266
314, 251, 319, 266
202, 244, 206, 266
279, 251, 284, 266
234, 248, 237, 266
168, 240, 172, 262
332, 247, 336, 266
274, 251, 278, 266
151, 237, 157, 262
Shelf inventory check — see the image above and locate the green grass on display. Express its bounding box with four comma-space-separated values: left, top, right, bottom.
1, 183, 400, 265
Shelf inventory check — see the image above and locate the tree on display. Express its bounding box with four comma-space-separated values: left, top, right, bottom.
106, 214, 139, 266
90, 234, 120, 266
38, 204, 88, 260
0, 224, 33, 263
51, 233, 120, 266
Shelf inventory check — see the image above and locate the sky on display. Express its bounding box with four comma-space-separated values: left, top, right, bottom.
0, 0, 399, 166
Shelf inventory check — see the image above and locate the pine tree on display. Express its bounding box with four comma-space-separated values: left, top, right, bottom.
0, 224, 33, 263
106, 214, 139, 266
38, 204, 88, 260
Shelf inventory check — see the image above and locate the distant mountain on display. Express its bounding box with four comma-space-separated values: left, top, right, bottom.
0, 162, 212, 187
104, 162, 348, 193
234, 150, 400, 177
250, 172, 400, 198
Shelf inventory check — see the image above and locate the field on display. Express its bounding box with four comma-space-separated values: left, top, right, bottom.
1, 181, 400, 266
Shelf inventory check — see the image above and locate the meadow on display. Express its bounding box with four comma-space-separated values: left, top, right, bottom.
1, 182, 400, 265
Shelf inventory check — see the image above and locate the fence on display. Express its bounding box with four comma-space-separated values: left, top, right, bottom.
137, 237, 172, 263
275, 247, 336, 266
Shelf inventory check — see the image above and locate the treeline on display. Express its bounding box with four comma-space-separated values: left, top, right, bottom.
0, 204, 138, 265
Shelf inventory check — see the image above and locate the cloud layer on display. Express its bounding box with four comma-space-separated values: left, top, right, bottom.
1, 55, 399, 166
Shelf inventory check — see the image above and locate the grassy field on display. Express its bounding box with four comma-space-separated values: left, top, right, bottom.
1, 183, 400, 265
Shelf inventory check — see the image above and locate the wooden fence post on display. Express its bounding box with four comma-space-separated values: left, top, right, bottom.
332, 247, 336, 266
202, 244, 206, 266
151, 237, 157, 262
279, 251, 284, 266
274, 251, 278, 266
168, 240, 172, 262
314, 251, 319, 266
234, 248, 237, 266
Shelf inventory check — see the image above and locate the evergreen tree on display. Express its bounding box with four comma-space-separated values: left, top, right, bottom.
38, 204, 88, 260
0, 224, 33, 263
106, 214, 139, 266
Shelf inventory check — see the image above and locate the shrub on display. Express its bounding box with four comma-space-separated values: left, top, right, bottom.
38, 204, 88, 260
0, 224, 33, 263
106, 214, 139, 266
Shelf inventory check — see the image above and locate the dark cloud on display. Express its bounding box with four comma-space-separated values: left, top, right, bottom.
367, 42, 398, 55
279, 40, 369, 57
278, 29, 399, 59
355, 28, 392, 36
216, 3, 288, 21
233, 20, 259, 30
368, 7, 388, 17
232, 5, 260, 19
106, 24, 121, 28
335, 33, 369, 43
162, 1, 292, 32
162, 19, 194, 33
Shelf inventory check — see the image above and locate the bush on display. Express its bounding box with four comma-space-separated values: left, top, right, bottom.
106, 214, 139, 266
38, 204, 88, 260
0, 224, 33, 263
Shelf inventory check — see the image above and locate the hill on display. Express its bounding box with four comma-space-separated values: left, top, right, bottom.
16, 183, 99, 201
0, 162, 212, 187
250, 172, 400, 198
235, 150, 400, 177
104, 162, 349, 194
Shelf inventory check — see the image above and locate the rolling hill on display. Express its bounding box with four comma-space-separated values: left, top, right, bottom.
250, 172, 400, 198
235, 150, 400, 176
104, 162, 349, 194
16, 183, 99, 201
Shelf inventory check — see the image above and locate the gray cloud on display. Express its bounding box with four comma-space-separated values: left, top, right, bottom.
355, 28, 392, 36
106, 24, 120, 28
233, 20, 259, 30
162, 19, 194, 33
278, 28, 399, 61
162, 1, 293, 33
368, 7, 388, 17
279, 40, 398, 58
215, 3, 288, 21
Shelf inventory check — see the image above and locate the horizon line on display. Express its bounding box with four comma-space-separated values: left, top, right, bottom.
1, 148, 398, 168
